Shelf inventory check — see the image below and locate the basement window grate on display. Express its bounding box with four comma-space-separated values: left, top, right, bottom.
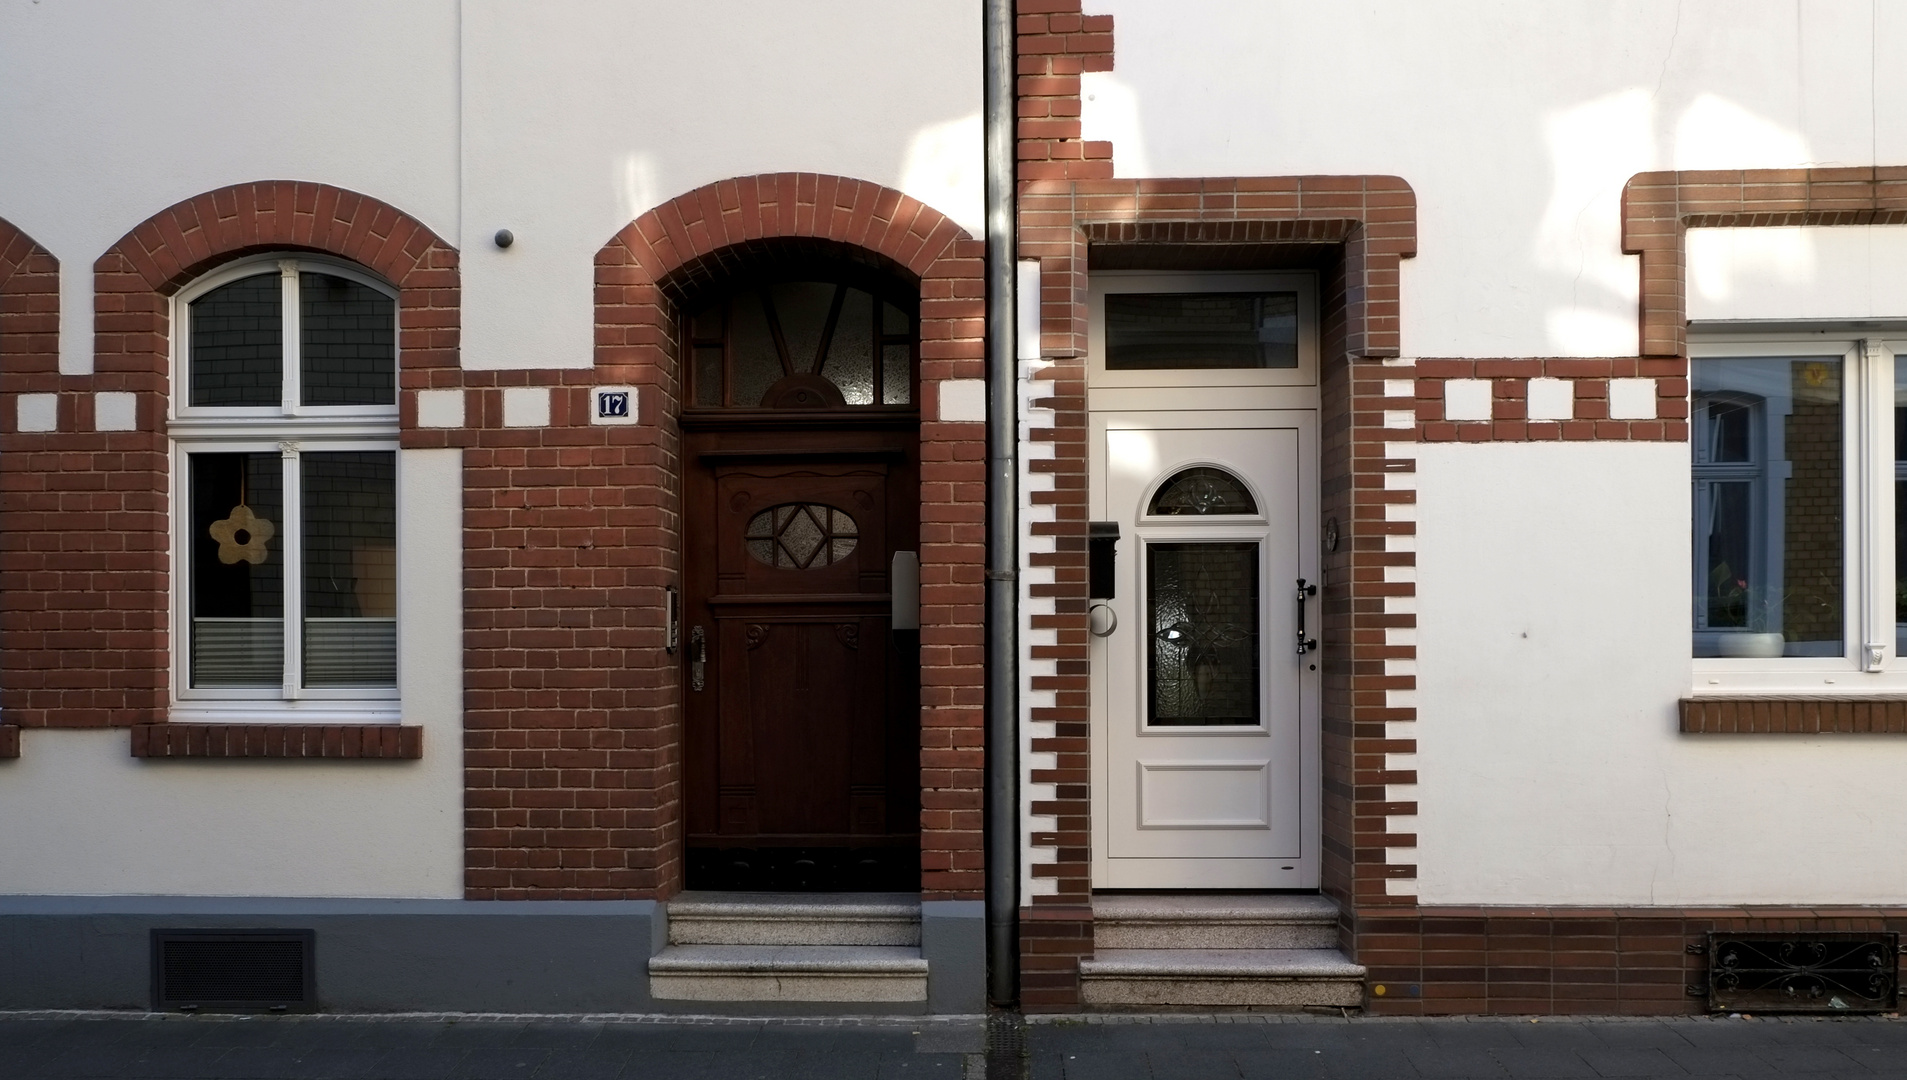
151, 930, 314, 1012
1704, 931, 1899, 1013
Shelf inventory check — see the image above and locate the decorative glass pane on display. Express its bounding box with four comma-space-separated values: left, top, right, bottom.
190, 452, 284, 686
882, 301, 911, 336
300, 272, 395, 406
744, 503, 858, 569
882, 343, 912, 405
1105, 292, 1298, 370
1691, 357, 1843, 658
730, 291, 782, 407
189, 273, 282, 407
302, 451, 397, 687
1149, 467, 1257, 516
771, 281, 837, 373
1896, 372, 1907, 652
824, 287, 875, 405
694, 344, 724, 407
1147, 542, 1259, 726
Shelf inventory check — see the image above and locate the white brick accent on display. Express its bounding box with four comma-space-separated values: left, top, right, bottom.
502, 387, 550, 428
16, 393, 56, 432
417, 389, 466, 429
937, 378, 986, 422
1442, 377, 1492, 420
93, 391, 137, 431
1526, 376, 1574, 420
1609, 377, 1657, 419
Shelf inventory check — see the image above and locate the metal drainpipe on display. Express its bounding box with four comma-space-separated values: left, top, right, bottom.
981, 0, 1020, 1008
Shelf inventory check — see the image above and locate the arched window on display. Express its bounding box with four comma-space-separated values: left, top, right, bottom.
683, 275, 917, 409
173, 256, 399, 716
1148, 466, 1257, 516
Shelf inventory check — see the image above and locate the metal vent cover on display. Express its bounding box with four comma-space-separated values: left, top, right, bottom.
151, 929, 314, 1012
1705, 931, 1899, 1013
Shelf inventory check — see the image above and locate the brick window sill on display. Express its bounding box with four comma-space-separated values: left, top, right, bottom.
1680, 697, 1907, 734
131, 724, 421, 759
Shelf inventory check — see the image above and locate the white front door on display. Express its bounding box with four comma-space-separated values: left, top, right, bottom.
1091, 411, 1320, 889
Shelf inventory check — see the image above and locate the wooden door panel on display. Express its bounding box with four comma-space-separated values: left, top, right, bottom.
682, 425, 919, 890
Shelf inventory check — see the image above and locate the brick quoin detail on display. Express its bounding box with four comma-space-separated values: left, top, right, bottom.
1414, 358, 1689, 444
1013, 0, 1422, 1010
0, 217, 60, 747
2, 184, 458, 738
434, 173, 985, 901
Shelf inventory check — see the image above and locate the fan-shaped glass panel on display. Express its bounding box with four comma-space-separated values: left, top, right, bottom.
1148, 467, 1257, 516
744, 503, 859, 569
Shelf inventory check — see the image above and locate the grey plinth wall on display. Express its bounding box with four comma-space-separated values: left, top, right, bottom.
921, 899, 985, 1014
0, 897, 664, 1013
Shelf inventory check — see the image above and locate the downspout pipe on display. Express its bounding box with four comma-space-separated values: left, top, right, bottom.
981, 0, 1020, 1008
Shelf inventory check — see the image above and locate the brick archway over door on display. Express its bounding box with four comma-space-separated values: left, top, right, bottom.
585, 173, 987, 901
0, 184, 458, 736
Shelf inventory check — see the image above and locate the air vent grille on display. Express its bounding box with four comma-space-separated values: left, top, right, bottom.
1706, 931, 1898, 1013
152, 930, 314, 1011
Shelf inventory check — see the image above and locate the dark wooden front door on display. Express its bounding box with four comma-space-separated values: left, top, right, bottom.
682, 417, 920, 891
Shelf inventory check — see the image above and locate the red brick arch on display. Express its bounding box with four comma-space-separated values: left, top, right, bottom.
569, 173, 988, 901
0, 184, 456, 736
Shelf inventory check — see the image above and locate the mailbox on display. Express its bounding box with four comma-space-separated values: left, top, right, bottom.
1088, 521, 1119, 600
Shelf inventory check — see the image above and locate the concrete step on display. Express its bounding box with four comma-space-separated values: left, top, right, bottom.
1078, 948, 1366, 1008
1092, 893, 1341, 950
648, 944, 928, 1003
666, 891, 921, 946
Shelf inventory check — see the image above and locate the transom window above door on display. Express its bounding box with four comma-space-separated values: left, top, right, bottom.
684, 278, 917, 409
1088, 271, 1318, 392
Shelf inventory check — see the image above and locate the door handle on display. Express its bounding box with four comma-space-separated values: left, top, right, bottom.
1295, 578, 1318, 655
689, 625, 706, 691
890, 551, 920, 630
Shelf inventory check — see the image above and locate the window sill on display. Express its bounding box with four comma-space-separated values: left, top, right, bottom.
0, 725, 18, 759
1680, 697, 1907, 734
131, 723, 421, 759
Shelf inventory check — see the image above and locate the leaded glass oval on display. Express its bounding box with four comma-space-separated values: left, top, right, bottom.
744, 503, 859, 569
1148, 467, 1257, 516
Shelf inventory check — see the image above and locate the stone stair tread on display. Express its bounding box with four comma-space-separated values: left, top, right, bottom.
1091, 894, 1340, 923
649, 943, 928, 975
667, 891, 921, 921
1080, 948, 1366, 980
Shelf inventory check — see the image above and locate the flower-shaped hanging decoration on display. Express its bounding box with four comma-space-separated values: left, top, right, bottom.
208, 503, 275, 565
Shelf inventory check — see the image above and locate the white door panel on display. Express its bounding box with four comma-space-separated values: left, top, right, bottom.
1091, 412, 1319, 889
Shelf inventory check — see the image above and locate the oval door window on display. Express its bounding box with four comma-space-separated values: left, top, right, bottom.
744, 503, 858, 569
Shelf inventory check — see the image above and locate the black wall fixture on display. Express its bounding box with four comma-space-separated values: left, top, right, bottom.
1698, 932, 1898, 1013
1089, 521, 1120, 600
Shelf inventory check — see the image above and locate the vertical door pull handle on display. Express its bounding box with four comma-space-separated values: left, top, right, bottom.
1295, 578, 1318, 655
690, 625, 706, 691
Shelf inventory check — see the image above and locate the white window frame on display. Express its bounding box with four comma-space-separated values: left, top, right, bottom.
1087, 271, 1320, 399
169, 254, 400, 722
1689, 328, 1902, 695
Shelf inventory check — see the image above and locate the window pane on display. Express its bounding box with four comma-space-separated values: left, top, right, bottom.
693, 344, 724, 407
189, 273, 282, 406
300, 272, 395, 406
190, 453, 284, 686
822, 287, 875, 405
1105, 292, 1298, 370
302, 451, 396, 687
1691, 357, 1843, 658
770, 281, 837, 374
1150, 466, 1258, 516
1147, 542, 1259, 726
730, 292, 782, 407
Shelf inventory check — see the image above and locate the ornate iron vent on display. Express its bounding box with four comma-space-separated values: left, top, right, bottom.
1705, 931, 1898, 1013
151, 930, 314, 1012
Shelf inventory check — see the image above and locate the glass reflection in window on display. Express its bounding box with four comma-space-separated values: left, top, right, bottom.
1147, 542, 1260, 726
